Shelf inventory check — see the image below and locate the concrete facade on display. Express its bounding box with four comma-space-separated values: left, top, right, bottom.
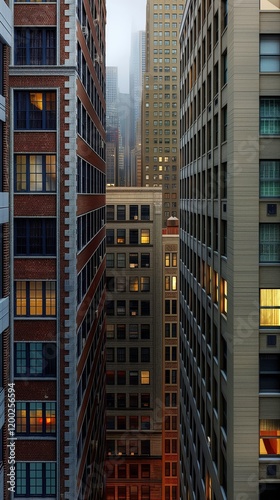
179, 1, 280, 499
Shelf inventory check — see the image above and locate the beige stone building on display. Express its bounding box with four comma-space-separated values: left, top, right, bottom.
141, 0, 185, 226
179, 0, 280, 499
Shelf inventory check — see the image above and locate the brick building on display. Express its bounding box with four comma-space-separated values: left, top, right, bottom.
10, 1, 106, 498
0, 1, 12, 499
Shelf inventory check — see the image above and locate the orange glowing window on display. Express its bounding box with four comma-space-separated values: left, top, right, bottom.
260, 419, 280, 455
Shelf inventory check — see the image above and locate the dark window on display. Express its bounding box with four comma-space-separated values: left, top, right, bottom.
106, 205, 114, 221
141, 205, 150, 220
106, 229, 114, 244
15, 462, 56, 497
14, 91, 56, 130
141, 253, 150, 267
117, 229, 125, 244
129, 229, 138, 244
141, 301, 150, 316
260, 354, 280, 392
14, 219, 56, 256
141, 347, 150, 362
141, 440, 150, 455
15, 28, 56, 65
129, 253, 138, 268
15, 154, 56, 192
130, 205, 138, 220
117, 205, 126, 220
15, 343, 56, 377
141, 324, 150, 339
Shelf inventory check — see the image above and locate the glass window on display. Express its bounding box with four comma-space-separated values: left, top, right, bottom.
15, 281, 56, 317
260, 98, 280, 135
260, 160, 280, 197
260, 354, 280, 392
117, 229, 125, 244
260, 419, 280, 455
141, 205, 150, 220
14, 91, 56, 130
15, 462, 56, 497
129, 253, 138, 268
260, 289, 280, 326
140, 276, 150, 292
15, 28, 56, 65
130, 205, 139, 220
129, 277, 139, 292
141, 229, 150, 244
16, 402, 56, 435
117, 205, 126, 220
106, 229, 114, 245
260, 35, 280, 72
141, 253, 150, 267
15, 154, 56, 192
14, 219, 56, 256
15, 342, 56, 377
260, 223, 280, 262
106, 253, 114, 268
129, 229, 138, 244
141, 371, 150, 384
117, 253, 126, 268
106, 205, 114, 221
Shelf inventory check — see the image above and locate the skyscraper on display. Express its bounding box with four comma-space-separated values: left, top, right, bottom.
0, 2, 12, 498
10, 1, 106, 498
105, 187, 164, 499
141, 0, 185, 226
180, 0, 280, 499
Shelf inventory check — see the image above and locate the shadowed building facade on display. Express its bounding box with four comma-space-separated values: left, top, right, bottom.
180, 0, 280, 499
10, 1, 106, 498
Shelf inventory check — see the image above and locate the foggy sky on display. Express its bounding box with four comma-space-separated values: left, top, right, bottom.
106, 0, 147, 93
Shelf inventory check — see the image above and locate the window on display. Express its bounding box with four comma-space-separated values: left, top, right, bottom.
260, 35, 280, 72
14, 219, 56, 256
141, 416, 150, 430
141, 440, 150, 456
141, 205, 150, 220
15, 281, 56, 316
15, 28, 56, 65
106, 253, 114, 268
15, 154, 56, 192
116, 300, 126, 316
15, 343, 56, 377
14, 91, 56, 130
16, 402, 56, 435
221, 279, 228, 315
106, 229, 114, 245
141, 394, 150, 408
117, 371, 126, 385
260, 98, 280, 135
15, 462, 56, 497
141, 301, 150, 315
129, 229, 138, 244
140, 276, 150, 292
129, 277, 139, 292
141, 253, 150, 267
117, 393, 126, 408
130, 371, 138, 385
260, 354, 280, 392
117, 205, 125, 220
106, 205, 114, 221
116, 277, 126, 292
260, 160, 280, 197
129, 253, 138, 268
141, 464, 150, 478
260, 289, 280, 326
141, 229, 150, 244
141, 371, 150, 384
130, 205, 138, 220
117, 253, 126, 268
117, 229, 125, 244
129, 300, 138, 316
260, 224, 280, 262
260, 419, 280, 455
141, 324, 150, 339
117, 348, 126, 362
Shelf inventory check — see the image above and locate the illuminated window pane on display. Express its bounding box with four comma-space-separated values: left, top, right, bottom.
165, 252, 170, 266
16, 402, 27, 433
45, 402, 56, 433
171, 276, 177, 291
165, 276, 170, 290
172, 252, 177, 266
129, 277, 139, 292
141, 229, 150, 244
260, 289, 280, 326
29, 403, 43, 433
29, 281, 43, 315
16, 282, 27, 315
260, 419, 280, 455
141, 370, 150, 384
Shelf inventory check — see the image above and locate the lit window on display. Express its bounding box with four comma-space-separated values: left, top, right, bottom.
165, 276, 171, 290
16, 402, 56, 435
15, 154, 56, 192
129, 277, 139, 292
165, 252, 170, 267
260, 419, 280, 455
14, 91, 56, 130
15, 281, 56, 316
172, 252, 177, 266
171, 276, 177, 291
260, 289, 280, 326
222, 279, 227, 315
141, 229, 150, 244
140, 277, 150, 292
141, 371, 150, 385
